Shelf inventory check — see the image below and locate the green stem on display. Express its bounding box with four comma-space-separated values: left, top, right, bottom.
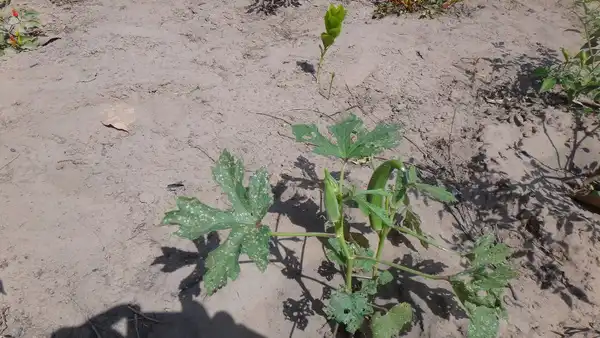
355, 255, 450, 281
391, 225, 459, 255
372, 228, 390, 278
270, 231, 335, 238
317, 49, 326, 85
337, 161, 355, 292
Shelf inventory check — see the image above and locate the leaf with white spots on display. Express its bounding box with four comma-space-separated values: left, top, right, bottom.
163, 150, 274, 294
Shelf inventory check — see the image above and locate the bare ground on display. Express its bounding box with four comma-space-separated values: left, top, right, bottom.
1, 0, 600, 337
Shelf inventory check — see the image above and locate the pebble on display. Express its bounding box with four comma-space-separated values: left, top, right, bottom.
139, 193, 155, 204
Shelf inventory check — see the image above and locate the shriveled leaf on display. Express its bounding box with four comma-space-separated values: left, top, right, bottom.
467, 306, 500, 338
404, 207, 428, 248
292, 114, 402, 161
540, 77, 558, 92
371, 303, 413, 338
414, 183, 457, 203
325, 290, 373, 334
325, 237, 345, 266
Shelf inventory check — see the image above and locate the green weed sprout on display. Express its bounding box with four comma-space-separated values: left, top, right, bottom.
163, 114, 517, 337
317, 4, 346, 89
535, 0, 600, 109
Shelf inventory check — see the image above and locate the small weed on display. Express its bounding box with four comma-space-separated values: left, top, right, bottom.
535, 0, 600, 110
1, 1, 42, 56
317, 4, 346, 98
373, 0, 463, 19
163, 114, 517, 337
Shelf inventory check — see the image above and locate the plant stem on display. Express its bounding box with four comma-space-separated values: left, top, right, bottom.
327, 72, 335, 99
372, 228, 390, 278
370, 303, 389, 312
270, 231, 335, 238
355, 255, 450, 281
317, 50, 326, 85
391, 225, 459, 255
337, 160, 355, 292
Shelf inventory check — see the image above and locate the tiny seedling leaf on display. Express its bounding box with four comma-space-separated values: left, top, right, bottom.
467, 305, 500, 338
163, 150, 274, 294
321, 4, 346, 51
540, 77, 558, 92
371, 303, 413, 338
414, 183, 457, 203
325, 289, 373, 334
292, 114, 402, 161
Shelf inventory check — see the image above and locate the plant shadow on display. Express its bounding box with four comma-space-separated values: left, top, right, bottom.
246, 0, 301, 15
50, 293, 265, 338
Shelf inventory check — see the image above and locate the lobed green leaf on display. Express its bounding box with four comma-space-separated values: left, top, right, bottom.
325, 289, 373, 334
371, 303, 413, 338
292, 114, 402, 161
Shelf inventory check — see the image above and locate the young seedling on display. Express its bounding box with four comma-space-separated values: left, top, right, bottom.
317, 4, 346, 97
163, 115, 517, 337
1, 3, 41, 55
373, 0, 463, 19
535, 0, 600, 110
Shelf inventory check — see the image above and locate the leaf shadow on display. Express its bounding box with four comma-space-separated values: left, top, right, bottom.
376, 254, 467, 333
151, 233, 220, 297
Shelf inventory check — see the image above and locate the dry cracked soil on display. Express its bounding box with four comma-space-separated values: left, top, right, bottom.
1, 0, 600, 337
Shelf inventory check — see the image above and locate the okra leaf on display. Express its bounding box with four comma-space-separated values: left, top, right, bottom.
325, 289, 373, 334
205, 225, 271, 295
371, 303, 413, 338
163, 150, 274, 294
414, 183, 457, 203
353, 195, 395, 229
292, 114, 402, 161
467, 306, 500, 338
467, 234, 512, 267
325, 237, 375, 272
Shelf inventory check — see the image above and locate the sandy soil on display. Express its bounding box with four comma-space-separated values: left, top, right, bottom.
1, 0, 599, 337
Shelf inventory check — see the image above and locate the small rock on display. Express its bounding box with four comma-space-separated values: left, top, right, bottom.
514, 114, 525, 126
139, 193, 155, 204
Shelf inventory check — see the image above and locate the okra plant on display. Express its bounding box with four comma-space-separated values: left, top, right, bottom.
317, 4, 346, 94
163, 114, 517, 337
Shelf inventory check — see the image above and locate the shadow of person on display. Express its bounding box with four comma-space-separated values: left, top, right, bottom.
51, 293, 265, 338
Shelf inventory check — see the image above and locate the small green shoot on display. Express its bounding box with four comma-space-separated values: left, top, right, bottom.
534, 0, 600, 109
373, 0, 463, 19
163, 114, 517, 337
317, 4, 346, 96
